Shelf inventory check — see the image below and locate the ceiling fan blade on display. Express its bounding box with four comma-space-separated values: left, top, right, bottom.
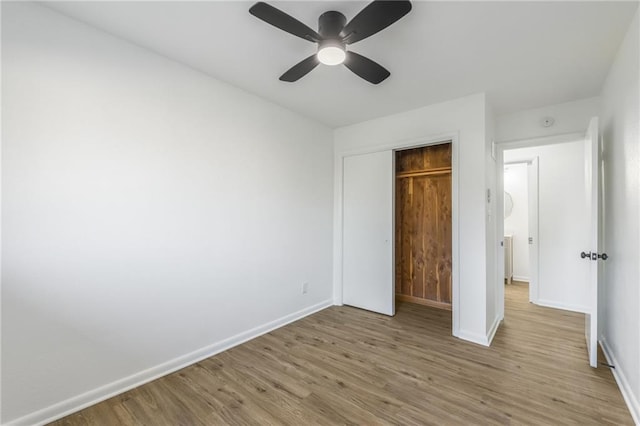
249, 2, 321, 43
344, 51, 390, 84
340, 0, 412, 45
280, 54, 320, 82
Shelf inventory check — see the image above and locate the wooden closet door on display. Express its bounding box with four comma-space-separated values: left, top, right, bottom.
395, 143, 452, 310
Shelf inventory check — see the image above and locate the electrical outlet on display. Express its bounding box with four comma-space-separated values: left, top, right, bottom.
302, 282, 309, 294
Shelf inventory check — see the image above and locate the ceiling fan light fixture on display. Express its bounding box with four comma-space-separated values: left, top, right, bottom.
317, 40, 345, 66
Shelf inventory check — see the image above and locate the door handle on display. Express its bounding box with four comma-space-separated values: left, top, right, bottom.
581, 251, 608, 261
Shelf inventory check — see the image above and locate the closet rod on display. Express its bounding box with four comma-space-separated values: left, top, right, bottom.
396, 167, 452, 179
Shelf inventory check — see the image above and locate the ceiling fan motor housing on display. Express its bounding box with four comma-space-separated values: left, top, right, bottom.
318, 11, 347, 38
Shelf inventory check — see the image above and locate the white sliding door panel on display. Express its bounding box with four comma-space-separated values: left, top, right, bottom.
342, 150, 394, 316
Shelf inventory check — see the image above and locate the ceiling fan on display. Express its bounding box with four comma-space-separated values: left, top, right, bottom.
249, 1, 412, 84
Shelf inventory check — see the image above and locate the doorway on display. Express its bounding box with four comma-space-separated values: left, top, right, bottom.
497, 118, 602, 367
395, 143, 452, 311
501, 140, 590, 313
503, 159, 539, 303
338, 134, 460, 335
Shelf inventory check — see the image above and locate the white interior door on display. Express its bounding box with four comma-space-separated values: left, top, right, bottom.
584, 117, 600, 368
527, 157, 539, 303
342, 150, 394, 316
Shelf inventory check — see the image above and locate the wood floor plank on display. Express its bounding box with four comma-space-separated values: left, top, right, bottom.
51, 283, 633, 425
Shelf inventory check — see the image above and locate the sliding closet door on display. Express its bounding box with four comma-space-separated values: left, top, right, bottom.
342, 150, 394, 316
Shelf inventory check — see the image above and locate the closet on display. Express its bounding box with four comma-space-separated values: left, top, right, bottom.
395, 143, 452, 310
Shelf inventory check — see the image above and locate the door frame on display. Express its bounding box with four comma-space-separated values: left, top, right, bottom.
527, 157, 540, 303
585, 116, 600, 368
495, 131, 586, 320
334, 132, 460, 335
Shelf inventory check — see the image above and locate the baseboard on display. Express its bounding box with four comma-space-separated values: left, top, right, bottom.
456, 315, 502, 348
456, 329, 490, 347
486, 315, 502, 346
600, 338, 640, 424
512, 276, 529, 282
535, 299, 588, 314
5, 299, 334, 426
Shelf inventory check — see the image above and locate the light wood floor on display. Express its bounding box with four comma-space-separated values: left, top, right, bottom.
52, 283, 632, 425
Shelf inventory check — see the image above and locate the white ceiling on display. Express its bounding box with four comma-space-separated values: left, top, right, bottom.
44, 1, 637, 128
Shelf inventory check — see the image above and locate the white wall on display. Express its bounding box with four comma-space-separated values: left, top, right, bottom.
600, 9, 639, 423
496, 97, 600, 142
504, 163, 530, 281
504, 141, 590, 312
1, 3, 334, 424
333, 93, 493, 345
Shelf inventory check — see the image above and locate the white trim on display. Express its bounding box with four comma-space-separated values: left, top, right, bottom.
527, 157, 540, 304
512, 275, 530, 282
496, 147, 505, 323
486, 315, 502, 346
456, 329, 491, 347
338, 131, 458, 158
457, 316, 501, 347
0, 1, 4, 414
333, 154, 344, 306
497, 132, 585, 149
534, 299, 589, 314
504, 160, 533, 166
451, 134, 460, 338
334, 132, 461, 339
601, 338, 640, 424
5, 299, 334, 426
